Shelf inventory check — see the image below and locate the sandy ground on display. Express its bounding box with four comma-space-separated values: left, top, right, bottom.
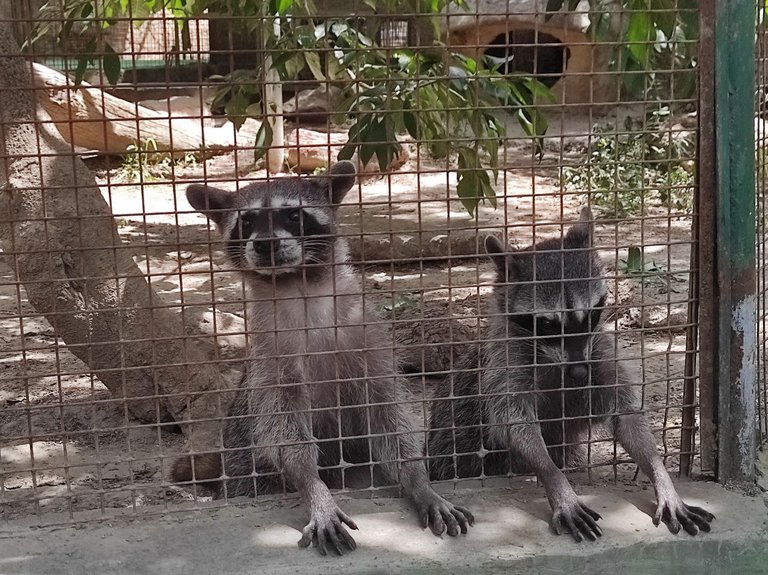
0, 119, 700, 525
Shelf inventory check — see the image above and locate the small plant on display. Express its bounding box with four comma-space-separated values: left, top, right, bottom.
380, 294, 418, 316
619, 246, 685, 292
561, 109, 695, 218
118, 138, 198, 183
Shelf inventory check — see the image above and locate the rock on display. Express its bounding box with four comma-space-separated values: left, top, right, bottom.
140, 94, 212, 118
283, 85, 344, 121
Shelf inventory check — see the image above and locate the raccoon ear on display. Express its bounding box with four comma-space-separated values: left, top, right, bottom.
484, 235, 512, 277
186, 184, 236, 228
326, 160, 357, 205
567, 206, 594, 247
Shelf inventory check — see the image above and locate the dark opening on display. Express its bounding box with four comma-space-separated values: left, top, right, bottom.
484, 29, 570, 87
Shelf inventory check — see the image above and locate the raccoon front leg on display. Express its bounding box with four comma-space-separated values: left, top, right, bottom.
504, 422, 603, 542
296, 476, 359, 556
613, 413, 715, 535
369, 402, 475, 536
253, 385, 358, 556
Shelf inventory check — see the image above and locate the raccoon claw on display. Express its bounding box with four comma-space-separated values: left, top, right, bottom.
298, 506, 358, 556
551, 501, 602, 543
414, 490, 474, 537
653, 497, 715, 536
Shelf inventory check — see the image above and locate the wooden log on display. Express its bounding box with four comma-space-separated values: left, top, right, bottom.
31, 62, 235, 156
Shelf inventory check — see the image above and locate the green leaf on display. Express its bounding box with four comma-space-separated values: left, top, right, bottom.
650, 0, 675, 37
403, 111, 418, 140
253, 121, 274, 162
523, 78, 557, 104
337, 143, 356, 161
358, 125, 382, 166
74, 56, 90, 86
374, 143, 396, 171
270, 0, 293, 14
127, 0, 153, 20
626, 11, 651, 64
225, 90, 250, 131
103, 45, 122, 85
74, 38, 97, 86
304, 52, 325, 81
245, 103, 263, 116
625, 246, 643, 274
456, 172, 480, 216
275, 52, 305, 80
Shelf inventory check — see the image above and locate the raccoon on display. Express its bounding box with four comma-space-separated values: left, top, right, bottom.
428, 208, 714, 542
175, 161, 473, 556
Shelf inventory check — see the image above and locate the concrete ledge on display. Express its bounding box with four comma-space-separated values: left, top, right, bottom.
1, 481, 765, 574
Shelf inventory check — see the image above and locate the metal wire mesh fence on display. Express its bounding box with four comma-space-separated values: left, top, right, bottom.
757, 4, 768, 449
0, 0, 713, 531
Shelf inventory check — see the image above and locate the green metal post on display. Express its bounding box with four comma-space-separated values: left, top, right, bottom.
714, 0, 758, 482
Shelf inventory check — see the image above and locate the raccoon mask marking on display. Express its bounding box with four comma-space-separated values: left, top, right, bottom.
485, 208, 609, 383
186, 161, 356, 278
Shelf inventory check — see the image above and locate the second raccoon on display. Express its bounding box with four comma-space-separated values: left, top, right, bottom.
428, 208, 714, 542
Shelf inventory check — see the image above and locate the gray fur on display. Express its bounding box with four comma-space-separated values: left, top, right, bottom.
429, 207, 714, 541
185, 161, 473, 556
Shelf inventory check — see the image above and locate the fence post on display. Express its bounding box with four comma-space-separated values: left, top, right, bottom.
712, 0, 758, 483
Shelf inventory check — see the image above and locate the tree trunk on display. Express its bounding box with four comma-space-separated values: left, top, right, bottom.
31, 62, 234, 156
0, 24, 226, 451
264, 15, 285, 174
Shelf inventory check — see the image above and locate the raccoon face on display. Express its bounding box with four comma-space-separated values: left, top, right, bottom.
486, 208, 608, 382
186, 161, 356, 276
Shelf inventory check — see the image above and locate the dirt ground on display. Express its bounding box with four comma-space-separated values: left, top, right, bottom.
0, 122, 699, 525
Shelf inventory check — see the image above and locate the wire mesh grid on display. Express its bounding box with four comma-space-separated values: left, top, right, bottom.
0, 0, 703, 528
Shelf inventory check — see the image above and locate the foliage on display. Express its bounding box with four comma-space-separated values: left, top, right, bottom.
118, 138, 198, 182
332, 40, 552, 214
29, 0, 553, 216
619, 246, 685, 292
208, 69, 263, 129
547, 0, 699, 100
560, 107, 695, 218
29, 0, 194, 85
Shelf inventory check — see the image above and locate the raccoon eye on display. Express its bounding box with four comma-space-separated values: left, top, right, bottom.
238, 212, 256, 236
536, 317, 561, 336
287, 209, 301, 222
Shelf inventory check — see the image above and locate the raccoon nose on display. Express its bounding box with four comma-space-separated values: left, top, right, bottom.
252, 238, 280, 256
566, 363, 589, 382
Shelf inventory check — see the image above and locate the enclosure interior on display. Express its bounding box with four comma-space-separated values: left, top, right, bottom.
0, 0, 713, 525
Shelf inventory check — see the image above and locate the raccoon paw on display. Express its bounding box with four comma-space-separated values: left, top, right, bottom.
652, 495, 715, 536
412, 489, 475, 537
551, 499, 603, 542
297, 504, 358, 556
